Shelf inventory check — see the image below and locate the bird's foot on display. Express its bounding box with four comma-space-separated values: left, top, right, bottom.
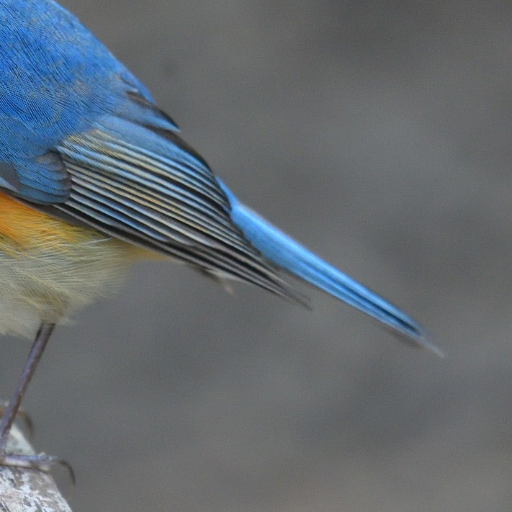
0, 450, 75, 483
0, 404, 74, 483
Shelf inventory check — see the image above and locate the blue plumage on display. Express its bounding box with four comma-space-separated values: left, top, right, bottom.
219, 181, 440, 354
0, 0, 437, 352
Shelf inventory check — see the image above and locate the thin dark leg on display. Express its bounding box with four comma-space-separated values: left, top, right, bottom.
0, 322, 55, 456
0, 323, 73, 481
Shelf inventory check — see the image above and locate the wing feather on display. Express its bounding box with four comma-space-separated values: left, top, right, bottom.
53, 116, 305, 304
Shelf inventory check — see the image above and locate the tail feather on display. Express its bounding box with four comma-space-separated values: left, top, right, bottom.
218, 180, 441, 356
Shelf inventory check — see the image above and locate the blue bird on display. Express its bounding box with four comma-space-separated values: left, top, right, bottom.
0, 0, 439, 470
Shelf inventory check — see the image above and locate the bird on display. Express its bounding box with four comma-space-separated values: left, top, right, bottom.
0, 0, 440, 471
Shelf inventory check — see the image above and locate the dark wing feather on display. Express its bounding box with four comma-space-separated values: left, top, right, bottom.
53, 115, 305, 304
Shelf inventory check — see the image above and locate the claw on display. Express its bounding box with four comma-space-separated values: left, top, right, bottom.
0, 452, 75, 485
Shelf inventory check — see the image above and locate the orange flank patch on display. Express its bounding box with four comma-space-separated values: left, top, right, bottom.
0, 192, 158, 260
0, 192, 85, 250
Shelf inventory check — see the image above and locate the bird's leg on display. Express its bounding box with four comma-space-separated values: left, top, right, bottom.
0, 322, 58, 469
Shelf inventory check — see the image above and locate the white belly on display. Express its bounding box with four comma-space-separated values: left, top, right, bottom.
0, 235, 132, 339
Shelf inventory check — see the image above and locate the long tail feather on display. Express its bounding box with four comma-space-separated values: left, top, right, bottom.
218, 180, 441, 356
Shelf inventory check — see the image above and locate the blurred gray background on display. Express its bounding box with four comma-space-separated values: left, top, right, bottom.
1, 0, 511, 510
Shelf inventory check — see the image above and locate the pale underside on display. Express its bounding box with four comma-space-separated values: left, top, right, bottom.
0, 231, 132, 338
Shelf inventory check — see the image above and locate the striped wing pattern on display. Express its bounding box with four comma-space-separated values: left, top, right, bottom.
55, 116, 304, 304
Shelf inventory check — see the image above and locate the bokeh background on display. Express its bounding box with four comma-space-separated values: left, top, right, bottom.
1, 1, 511, 510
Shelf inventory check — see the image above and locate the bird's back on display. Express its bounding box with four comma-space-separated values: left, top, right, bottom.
0, 0, 151, 159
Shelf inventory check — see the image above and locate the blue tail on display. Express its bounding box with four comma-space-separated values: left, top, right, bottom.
218, 180, 441, 356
